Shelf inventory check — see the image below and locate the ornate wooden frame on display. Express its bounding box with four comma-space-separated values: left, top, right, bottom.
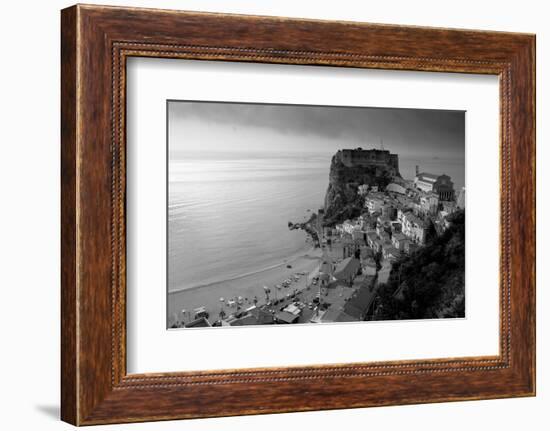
61, 4, 536, 426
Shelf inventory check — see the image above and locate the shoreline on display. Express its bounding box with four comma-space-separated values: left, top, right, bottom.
167, 247, 323, 324
168, 244, 319, 295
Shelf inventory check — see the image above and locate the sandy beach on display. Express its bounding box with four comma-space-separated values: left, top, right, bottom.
168, 247, 323, 325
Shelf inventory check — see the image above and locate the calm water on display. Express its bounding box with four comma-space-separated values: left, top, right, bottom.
168, 152, 464, 293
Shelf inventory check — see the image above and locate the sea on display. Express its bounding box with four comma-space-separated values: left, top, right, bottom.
168, 151, 465, 293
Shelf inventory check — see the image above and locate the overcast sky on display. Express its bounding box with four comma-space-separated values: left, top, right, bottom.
168, 101, 465, 159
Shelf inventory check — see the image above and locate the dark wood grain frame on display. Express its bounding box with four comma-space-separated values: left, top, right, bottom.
61, 4, 535, 426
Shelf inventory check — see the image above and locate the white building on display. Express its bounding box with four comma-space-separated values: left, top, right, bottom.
365, 196, 384, 214
397, 208, 411, 224
419, 192, 439, 215
401, 213, 428, 244
414, 171, 455, 201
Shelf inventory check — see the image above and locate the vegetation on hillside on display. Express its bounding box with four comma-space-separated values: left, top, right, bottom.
372, 209, 465, 320
323, 193, 365, 227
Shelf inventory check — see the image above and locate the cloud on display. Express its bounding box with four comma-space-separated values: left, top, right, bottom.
168, 101, 465, 158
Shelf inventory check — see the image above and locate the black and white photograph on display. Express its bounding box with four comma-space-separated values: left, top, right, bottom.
167, 101, 466, 329
1, 0, 542, 429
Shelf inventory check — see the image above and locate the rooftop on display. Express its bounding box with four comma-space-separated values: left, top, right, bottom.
185, 317, 211, 328
275, 311, 299, 324
403, 212, 425, 226
386, 183, 407, 194
343, 287, 377, 319
334, 257, 361, 281
228, 314, 258, 326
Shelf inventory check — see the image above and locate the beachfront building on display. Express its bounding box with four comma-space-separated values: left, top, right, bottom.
253, 307, 275, 325
335, 223, 346, 236
414, 170, 455, 201
379, 230, 390, 243
381, 242, 395, 259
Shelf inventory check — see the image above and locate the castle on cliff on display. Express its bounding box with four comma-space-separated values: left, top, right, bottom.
335, 148, 400, 175
324, 148, 401, 223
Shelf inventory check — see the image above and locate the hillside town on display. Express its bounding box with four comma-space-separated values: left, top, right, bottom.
172, 148, 466, 328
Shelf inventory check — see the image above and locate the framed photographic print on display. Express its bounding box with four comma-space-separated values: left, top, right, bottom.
61, 4, 536, 425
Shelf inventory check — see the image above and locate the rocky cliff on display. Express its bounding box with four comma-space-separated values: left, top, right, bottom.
323, 148, 400, 225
